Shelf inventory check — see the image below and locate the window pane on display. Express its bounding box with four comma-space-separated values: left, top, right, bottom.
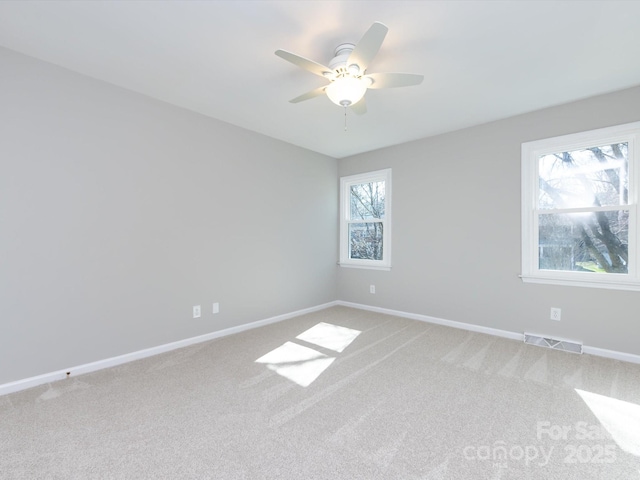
538, 143, 628, 209
350, 181, 385, 220
538, 211, 629, 273
349, 223, 383, 260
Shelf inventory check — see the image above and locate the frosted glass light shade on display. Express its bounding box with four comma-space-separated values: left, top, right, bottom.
326, 76, 367, 107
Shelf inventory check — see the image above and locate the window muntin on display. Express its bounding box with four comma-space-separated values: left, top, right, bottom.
522, 122, 640, 290
340, 169, 391, 269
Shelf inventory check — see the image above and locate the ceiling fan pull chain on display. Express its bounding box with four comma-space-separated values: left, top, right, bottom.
344, 106, 348, 132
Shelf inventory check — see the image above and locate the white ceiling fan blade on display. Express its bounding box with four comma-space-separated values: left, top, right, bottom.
366, 72, 424, 89
350, 98, 367, 115
275, 49, 332, 78
289, 86, 327, 104
347, 22, 388, 73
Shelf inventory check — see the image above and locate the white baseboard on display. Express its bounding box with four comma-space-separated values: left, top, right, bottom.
336, 301, 523, 341
0, 301, 339, 397
582, 345, 640, 364
336, 301, 640, 365
3, 299, 639, 397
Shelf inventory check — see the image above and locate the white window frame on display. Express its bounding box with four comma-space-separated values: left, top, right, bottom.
521, 121, 640, 291
339, 168, 392, 270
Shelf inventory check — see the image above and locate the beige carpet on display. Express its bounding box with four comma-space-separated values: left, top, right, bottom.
1, 306, 639, 479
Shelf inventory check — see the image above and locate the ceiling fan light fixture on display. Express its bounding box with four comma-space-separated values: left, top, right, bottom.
326, 76, 368, 107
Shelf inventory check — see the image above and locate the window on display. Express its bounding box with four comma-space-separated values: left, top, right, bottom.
521, 122, 640, 290
339, 169, 391, 270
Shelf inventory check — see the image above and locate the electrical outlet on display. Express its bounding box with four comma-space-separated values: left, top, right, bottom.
193, 305, 201, 318
212, 302, 220, 314
370, 285, 376, 294
550, 307, 561, 321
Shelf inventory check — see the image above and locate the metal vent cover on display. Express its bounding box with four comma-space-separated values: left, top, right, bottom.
524, 333, 583, 354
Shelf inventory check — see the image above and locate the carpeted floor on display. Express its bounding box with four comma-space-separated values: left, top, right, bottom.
1, 306, 639, 479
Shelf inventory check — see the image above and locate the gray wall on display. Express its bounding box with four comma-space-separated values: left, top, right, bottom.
0, 47, 338, 385
338, 86, 640, 356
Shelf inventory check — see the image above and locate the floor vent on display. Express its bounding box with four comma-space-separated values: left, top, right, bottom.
524, 333, 583, 354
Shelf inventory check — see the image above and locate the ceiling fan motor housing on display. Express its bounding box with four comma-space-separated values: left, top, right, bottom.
328, 43, 359, 76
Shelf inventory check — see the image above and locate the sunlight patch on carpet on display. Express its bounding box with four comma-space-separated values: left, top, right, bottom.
255, 341, 335, 387
296, 322, 361, 353
576, 388, 640, 456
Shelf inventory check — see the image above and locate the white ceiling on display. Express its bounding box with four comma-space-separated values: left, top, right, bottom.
2, 1, 640, 159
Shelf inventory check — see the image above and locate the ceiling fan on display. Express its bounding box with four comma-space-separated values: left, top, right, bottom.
275, 22, 423, 114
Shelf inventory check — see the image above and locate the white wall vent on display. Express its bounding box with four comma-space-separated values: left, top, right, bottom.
524, 333, 583, 354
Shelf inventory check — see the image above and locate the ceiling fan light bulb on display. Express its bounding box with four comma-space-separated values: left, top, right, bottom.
326, 77, 367, 108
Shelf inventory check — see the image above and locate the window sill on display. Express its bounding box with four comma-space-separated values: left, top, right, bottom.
520, 274, 640, 291
338, 262, 391, 271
